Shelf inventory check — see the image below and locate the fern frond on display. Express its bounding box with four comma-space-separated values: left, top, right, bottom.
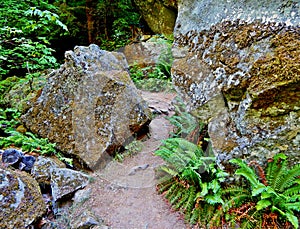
266, 153, 286, 188
222, 193, 251, 212
158, 164, 178, 177
157, 178, 175, 194
205, 204, 217, 225
165, 183, 178, 200
284, 202, 300, 212
174, 189, 190, 210
272, 160, 288, 191
182, 186, 196, 214
239, 209, 261, 229
283, 184, 300, 197
285, 212, 299, 229
189, 207, 200, 225
209, 206, 224, 228
279, 163, 300, 192
230, 158, 260, 188
170, 185, 184, 205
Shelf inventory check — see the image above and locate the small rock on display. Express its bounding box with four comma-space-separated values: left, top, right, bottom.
128, 164, 149, 176
2, 148, 23, 167
73, 188, 92, 203
50, 168, 90, 202
32, 156, 66, 185
19, 155, 36, 172
70, 210, 100, 229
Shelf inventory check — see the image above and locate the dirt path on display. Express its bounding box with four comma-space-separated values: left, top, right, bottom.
85, 91, 188, 229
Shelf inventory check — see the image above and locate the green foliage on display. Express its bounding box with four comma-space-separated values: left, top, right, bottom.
230, 154, 300, 228
114, 139, 143, 162
0, 107, 72, 165
155, 125, 300, 228
95, 0, 141, 50
129, 36, 174, 91
167, 97, 203, 139
130, 63, 173, 92
155, 138, 228, 226
0, 1, 67, 80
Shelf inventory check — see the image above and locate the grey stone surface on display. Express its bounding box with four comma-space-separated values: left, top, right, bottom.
50, 168, 90, 202
22, 44, 152, 170
31, 156, 66, 185
0, 166, 46, 229
133, 0, 177, 35
172, 0, 300, 165
175, 0, 299, 36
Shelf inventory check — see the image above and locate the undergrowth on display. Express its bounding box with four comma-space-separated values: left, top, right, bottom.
114, 139, 143, 162
155, 102, 300, 228
129, 36, 173, 92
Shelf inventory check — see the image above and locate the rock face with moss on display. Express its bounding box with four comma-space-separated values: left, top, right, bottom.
172, 0, 300, 165
0, 166, 46, 228
133, 0, 177, 35
122, 37, 172, 68
22, 44, 152, 170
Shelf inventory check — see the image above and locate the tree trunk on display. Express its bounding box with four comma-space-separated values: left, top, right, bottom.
86, 0, 97, 43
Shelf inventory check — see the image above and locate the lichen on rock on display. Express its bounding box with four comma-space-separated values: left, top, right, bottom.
171, 0, 300, 165
0, 166, 46, 229
50, 168, 90, 202
22, 44, 152, 170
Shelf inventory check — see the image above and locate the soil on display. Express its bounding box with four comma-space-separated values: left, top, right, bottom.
84, 91, 189, 229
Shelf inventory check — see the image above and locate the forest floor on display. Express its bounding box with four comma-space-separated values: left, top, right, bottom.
83, 91, 189, 229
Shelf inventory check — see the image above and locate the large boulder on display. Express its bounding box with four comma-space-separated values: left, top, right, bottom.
121, 37, 172, 68
172, 0, 300, 165
0, 166, 46, 228
133, 0, 177, 35
22, 44, 152, 170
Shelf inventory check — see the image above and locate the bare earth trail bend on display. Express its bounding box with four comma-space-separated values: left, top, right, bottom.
85, 91, 188, 229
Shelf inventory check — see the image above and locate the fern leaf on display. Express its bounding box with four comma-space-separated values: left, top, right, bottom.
165, 183, 178, 200
266, 153, 286, 188
182, 186, 196, 214
157, 179, 175, 194
221, 187, 250, 212
170, 185, 183, 205
279, 163, 300, 192
283, 184, 300, 197
205, 193, 224, 205
284, 202, 300, 212
159, 165, 178, 177
285, 212, 299, 229
239, 210, 261, 229
174, 189, 190, 210
209, 207, 223, 228
189, 207, 200, 225
230, 158, 260, 188
204, 204, 217, 226
256, 199, 271, 210
272, 159, 288, 191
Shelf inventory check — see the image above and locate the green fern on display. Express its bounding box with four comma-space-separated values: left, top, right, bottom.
279, 163, 300, 192
174, 189, 190, 210
230, 154, 300, 229
155, 138, 228, 226
169, 184, 184, 205
182, 186, 197, 214
165, 182, 178, 200
189, 207, 201, 225
157, 178, 175, 194
166, 96, 201, 139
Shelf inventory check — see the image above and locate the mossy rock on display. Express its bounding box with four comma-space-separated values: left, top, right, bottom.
0, 166, 46, 228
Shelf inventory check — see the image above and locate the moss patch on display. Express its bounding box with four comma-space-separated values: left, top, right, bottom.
248, 31, 300, 109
